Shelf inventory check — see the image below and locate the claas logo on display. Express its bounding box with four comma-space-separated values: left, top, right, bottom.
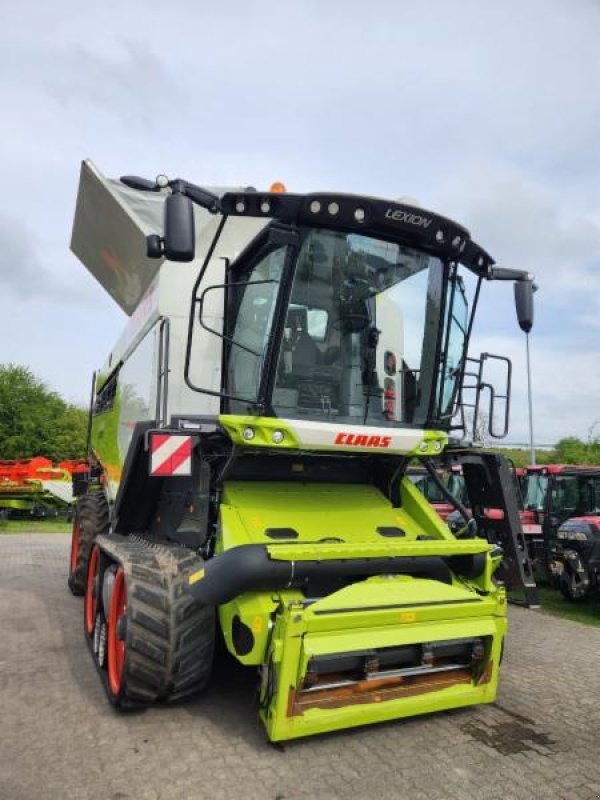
334, 432, 392, 448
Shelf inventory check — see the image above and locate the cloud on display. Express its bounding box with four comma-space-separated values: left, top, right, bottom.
0, 0, 599, 441
453, 166, 600, 283
437, 162, 600, 348
0, 213, 48, 296
0, 212, 97, 306
38, 38, 183, 129
473, 332, 600, 445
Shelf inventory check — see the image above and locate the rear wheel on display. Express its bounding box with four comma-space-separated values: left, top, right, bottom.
69, 517, 81, 587
85, 545, 101, 636
67, 493, 109, 596
559, 569, 588, 602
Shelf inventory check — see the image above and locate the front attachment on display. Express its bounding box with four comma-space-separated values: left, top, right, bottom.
258, 576, 505, 741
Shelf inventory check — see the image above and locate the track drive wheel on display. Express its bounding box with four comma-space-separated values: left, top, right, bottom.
108, 567, 127, 697
102, 546, 215, 707
68, 493, 109, 596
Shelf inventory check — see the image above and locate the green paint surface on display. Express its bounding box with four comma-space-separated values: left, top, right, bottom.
214, 476, 505, 740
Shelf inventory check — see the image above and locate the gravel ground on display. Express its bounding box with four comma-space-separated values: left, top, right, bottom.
2, 533, 600, 800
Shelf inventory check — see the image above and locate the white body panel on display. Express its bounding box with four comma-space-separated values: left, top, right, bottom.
73, 162, 268, 434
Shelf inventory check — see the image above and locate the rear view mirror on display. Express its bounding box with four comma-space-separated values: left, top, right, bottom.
514, 279, 535, 333
164, 191, 195, 262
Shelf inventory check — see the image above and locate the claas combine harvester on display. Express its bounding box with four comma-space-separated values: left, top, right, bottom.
67, 160, 538, 741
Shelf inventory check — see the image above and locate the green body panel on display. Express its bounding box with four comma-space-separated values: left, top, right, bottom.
259, 575, 506, 741
219, 415, 301, 449
0, 497, 42, 511
90, 395, 123, 485
218, 479, 478, 551
218, 591, 279, 667
215, 478, 506, 740
0, 486, 70, 512
219, 414, 448, 457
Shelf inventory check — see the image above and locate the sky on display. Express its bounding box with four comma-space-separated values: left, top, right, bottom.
1, 0, 599, 445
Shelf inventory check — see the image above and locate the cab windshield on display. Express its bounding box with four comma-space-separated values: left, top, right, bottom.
522, 473, 549, 510
227, 228, 467, 428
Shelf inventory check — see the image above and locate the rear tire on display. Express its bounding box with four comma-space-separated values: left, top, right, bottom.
559, 569, 588, 602
85, 545, 101, 635
68, 493, 109, 596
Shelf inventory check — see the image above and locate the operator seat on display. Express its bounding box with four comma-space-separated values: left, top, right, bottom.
292, 327, 321, 378
292, 328, 341, 410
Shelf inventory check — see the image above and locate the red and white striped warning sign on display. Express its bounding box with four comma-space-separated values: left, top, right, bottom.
149, 434, 193, 477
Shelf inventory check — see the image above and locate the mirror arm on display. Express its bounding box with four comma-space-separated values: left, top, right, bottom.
488, 266, 535, 282
181, 181, 221, 213
120, 174, 221, 213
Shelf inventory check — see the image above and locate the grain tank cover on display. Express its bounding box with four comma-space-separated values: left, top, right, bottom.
71, 160, 215, 315
71, 160, 168, 315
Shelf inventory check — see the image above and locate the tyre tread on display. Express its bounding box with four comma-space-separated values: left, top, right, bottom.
68, 492, 109, 595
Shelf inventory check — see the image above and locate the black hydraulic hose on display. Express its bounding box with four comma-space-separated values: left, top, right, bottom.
422, 459, 476, 537
184, 544, 486, 606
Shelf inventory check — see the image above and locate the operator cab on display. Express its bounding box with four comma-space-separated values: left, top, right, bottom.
114, 172, 535, 448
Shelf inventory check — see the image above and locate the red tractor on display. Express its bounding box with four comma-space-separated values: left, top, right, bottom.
519, 465, 600, 600
444, 462, 600, 600
408, 465, 466, 522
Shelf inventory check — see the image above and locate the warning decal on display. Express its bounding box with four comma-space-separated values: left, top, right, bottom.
149, 434, 193, 477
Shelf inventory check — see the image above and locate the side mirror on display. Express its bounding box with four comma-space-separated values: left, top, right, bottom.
514, 279, 535, 333
164, 191, 195, 262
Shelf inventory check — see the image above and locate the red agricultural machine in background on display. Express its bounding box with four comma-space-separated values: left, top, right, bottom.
408, 465, 466, 522
408, 455, 536, 605
0, 457, 85, 518
439, 461, 600, 601
519, 464, 600, 600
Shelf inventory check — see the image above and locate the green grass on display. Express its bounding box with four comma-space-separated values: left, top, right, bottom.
534, 585, 600, 627
0, 517, 71, 534
511, 581, 600, 627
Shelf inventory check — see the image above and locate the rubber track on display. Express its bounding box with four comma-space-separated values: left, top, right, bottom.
92, 534, 215, 708
68, 492, 110, 596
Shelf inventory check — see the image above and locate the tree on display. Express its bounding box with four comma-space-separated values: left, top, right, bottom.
0, 364, 88, 461
554, 436, 600, 466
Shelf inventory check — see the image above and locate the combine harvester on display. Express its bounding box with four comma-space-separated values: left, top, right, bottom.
0, 457, 79, 517
67, 160, 537, 741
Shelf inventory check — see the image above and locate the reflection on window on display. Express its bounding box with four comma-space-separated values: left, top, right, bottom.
227, 248, 286, 408
117, 326, 156, 459
272, 229, 444, 427
93, 374, 118, 416
439, 280, 468, 418
553, 476, 600, 517
523, 473, 549, 510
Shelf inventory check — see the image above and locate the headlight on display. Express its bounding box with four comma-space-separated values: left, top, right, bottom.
571, 531, 591, 542
557, 529, 591, 541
